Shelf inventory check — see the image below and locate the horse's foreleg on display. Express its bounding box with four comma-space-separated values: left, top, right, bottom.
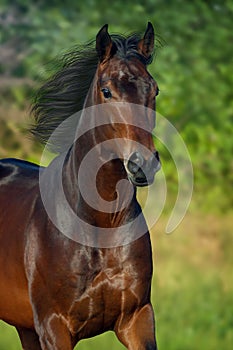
16, 327, 42, 350
33, 313, 73, 350
115, 303, 158, 350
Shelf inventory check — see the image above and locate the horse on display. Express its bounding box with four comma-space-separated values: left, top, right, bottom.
0, 23, 161, 349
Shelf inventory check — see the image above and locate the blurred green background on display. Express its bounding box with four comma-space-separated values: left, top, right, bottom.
0, 0, 232, 349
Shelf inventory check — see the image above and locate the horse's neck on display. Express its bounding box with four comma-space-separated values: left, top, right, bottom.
63, 142, 138, 228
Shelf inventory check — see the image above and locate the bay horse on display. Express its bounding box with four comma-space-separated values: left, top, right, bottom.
0, 23, 161, 349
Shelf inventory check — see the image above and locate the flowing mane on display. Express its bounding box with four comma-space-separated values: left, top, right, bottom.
30, 32, 155, 152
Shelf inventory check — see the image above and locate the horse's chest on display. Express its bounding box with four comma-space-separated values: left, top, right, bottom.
67, 265, 137, 337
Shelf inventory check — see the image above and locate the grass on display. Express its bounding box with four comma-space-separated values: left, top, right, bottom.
0, 212, 232, 349
154, 212, 233, 350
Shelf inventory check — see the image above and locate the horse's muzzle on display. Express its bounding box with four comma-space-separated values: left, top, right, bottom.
126, 151, 161, 187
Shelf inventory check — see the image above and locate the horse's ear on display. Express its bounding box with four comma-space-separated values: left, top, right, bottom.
96, 24, 113, 63
138, 22, 154, 59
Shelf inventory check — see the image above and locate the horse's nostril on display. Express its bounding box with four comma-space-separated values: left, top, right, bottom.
127, 152, 144, 175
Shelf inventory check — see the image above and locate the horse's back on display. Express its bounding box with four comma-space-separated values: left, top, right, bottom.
0, 158, 40, 327
0, 157, 40, 175
0, 158, 40, 220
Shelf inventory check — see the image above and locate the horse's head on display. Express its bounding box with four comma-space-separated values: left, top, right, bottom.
86, 23, 161, 187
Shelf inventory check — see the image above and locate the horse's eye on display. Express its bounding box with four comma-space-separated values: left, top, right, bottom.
156, 87, 160, 96
101, 88, 112, 99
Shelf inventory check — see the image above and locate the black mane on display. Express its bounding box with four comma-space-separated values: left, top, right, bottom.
31, 32, 154, 152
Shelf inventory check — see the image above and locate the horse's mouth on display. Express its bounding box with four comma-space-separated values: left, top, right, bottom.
127, 174, 155, 187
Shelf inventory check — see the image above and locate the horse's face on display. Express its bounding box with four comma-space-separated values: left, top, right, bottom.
93, 23, 161, 187
97, 56, 158, 110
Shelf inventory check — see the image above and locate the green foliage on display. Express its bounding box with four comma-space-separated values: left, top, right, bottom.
154, 1, 233, 211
